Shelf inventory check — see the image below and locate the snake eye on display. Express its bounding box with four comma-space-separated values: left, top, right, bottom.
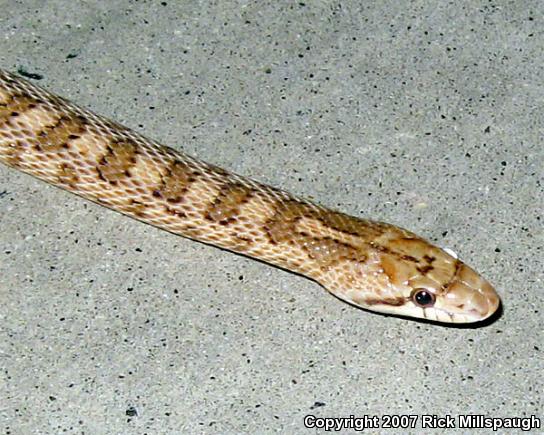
411, 288, 436, 307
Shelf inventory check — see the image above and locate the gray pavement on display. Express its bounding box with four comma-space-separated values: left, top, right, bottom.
0, 1, 542, 434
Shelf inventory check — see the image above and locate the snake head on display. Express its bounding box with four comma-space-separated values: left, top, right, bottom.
338, 232, 501, 324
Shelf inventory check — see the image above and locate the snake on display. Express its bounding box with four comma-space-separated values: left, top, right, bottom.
0, 68, 500, 323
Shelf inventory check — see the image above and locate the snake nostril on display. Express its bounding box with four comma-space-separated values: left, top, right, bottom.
411, 288, 436, 307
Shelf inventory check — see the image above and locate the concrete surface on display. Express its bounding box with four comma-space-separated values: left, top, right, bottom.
0, 1, 542, 434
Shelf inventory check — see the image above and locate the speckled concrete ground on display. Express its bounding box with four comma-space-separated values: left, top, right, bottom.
0, 1, 542, 434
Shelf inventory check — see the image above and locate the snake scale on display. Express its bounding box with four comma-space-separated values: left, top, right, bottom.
0, 68, 500, 323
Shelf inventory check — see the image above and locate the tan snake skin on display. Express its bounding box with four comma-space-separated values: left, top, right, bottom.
0, 69, 500, 323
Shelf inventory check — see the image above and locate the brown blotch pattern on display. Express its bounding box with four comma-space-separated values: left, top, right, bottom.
319, 210, 387, 241
0, 93, 35, 127
265, 200, 312, 244
164, 206, 187, 219
206, 183, 254, 224
417, 264, 434, 275
154, 159, 194, 203
36, 114, 87, 152
57, 163, 80, 188
265, 199, 368, 269
0, 93, 49, 166
120, 199, 148, 217
302, 236, 366, 269
97, 141, 139, 183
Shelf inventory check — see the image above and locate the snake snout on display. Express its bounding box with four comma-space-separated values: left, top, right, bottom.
444, 264, 500, 322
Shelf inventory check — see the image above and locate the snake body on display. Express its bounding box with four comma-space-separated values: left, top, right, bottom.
0, 69, 499, 323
